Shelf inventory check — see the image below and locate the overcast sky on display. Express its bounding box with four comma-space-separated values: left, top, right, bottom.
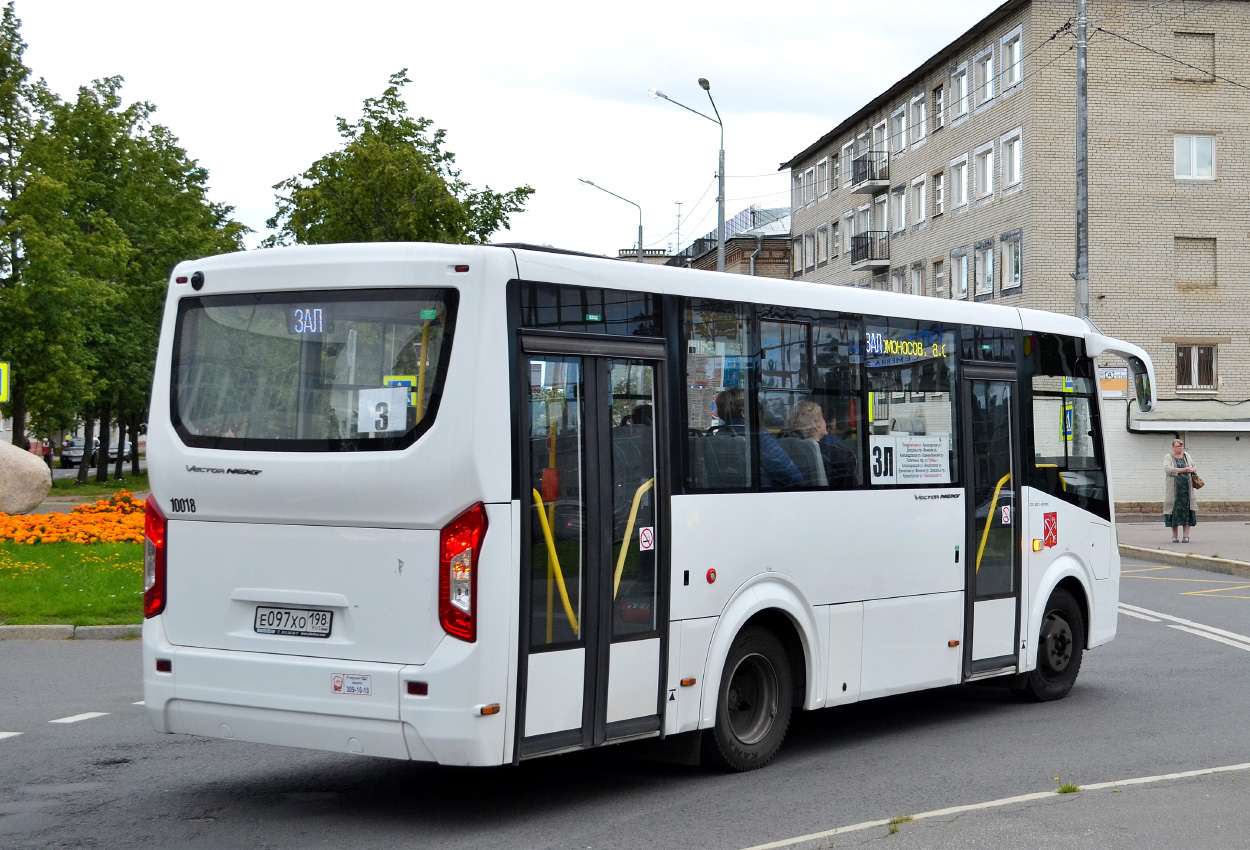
21, 0, 1007, 258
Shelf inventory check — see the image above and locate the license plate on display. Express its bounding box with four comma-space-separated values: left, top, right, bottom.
254, 606, 332, 638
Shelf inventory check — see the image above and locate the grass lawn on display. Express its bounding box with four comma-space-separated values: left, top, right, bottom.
0, 541, 143, 626
50, 471, 149, 498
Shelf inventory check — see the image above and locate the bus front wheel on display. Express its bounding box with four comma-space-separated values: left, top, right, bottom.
1016, 588, 1085, 702
703, 626, 793, 771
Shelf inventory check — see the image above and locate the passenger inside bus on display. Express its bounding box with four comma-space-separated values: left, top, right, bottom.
715, 388, 803, 488
819, 407, 860, 488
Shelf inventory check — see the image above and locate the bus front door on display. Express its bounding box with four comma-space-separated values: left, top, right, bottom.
962, 370, 1023, 677
518, 349, 665, 758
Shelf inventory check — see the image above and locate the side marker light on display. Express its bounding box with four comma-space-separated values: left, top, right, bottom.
948, 640, 960, 648
1032, 539, 1044, 552
156, 658, 172, 673
680, 678, 696, 687
479, 704, 501, 716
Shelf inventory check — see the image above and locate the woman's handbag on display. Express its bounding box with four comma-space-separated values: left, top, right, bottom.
1192, 472, 1205, 489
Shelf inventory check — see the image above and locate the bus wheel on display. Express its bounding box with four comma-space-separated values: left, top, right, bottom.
1016, 588, 1085, 702
703, 626, 793, 771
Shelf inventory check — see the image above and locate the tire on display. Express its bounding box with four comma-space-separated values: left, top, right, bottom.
1016, 588, 1085, 702
703, 626, 793, 771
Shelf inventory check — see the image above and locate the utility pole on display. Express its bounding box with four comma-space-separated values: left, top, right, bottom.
675, 201, 683, 253
1074, 0, 1090, 319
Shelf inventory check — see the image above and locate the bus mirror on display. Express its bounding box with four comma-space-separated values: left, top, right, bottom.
1129, 357, 1153, 413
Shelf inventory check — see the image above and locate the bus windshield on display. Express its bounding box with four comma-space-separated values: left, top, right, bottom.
171, 288, 457, 452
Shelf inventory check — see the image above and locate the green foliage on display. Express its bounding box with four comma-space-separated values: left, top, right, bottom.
264, 70, 533, 246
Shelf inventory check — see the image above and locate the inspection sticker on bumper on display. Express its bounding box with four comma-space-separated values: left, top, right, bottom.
332, 674, 372, 696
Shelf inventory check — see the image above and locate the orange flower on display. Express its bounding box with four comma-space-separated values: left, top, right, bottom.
0, 492, 145, 545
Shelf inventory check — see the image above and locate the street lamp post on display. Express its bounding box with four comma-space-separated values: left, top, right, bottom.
648, 79, 725, 273
578, 178, 643, 263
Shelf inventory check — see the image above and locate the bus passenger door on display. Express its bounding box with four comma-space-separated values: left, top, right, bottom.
961, 370, 1022, 677
518, 346, 666, 758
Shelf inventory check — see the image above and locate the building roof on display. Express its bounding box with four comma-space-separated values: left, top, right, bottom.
779, 0, 1026, 170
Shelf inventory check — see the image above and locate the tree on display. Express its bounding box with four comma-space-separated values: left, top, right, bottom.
264, 70, 533, 246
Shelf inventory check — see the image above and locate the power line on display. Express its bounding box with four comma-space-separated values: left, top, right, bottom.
1114, 0, 1219, 37
1087, 0, 1179, 24
1096, 26, 1250, 92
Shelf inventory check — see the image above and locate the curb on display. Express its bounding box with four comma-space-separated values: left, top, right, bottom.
0, 623, 141, 640
1119, 544, 1250, 578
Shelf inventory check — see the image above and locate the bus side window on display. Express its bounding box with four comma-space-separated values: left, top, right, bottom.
683, 299, 754, 490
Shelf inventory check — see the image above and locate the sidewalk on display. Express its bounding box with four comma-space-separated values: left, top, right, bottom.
1117, 514, 1250, 577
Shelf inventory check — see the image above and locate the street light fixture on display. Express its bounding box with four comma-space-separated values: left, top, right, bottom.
648, 79, 725, 273
579, 178, 643, 263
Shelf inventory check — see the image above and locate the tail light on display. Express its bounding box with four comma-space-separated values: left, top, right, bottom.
439, 503, 488, 642
143, 496, 167, 618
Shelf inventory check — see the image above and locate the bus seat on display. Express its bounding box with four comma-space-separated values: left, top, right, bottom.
779, 437, 828, 487
693, 432, 749, 489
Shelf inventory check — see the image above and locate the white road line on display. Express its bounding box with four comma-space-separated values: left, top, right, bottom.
1167, 624, 1250, 652
133, 701, 145, 705
1118, 607, 1161, 622
1119, 603, 1250, 645
0, 732, 22, 741
738, 761, 1250, 850
48, 712, 110, 724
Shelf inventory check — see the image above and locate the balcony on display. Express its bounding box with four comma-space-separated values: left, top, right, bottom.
851, 231, 889, 270
850, 149, 890, 194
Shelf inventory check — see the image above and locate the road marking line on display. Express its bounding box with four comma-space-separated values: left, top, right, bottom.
737, 761, 1250, 850
1183, 583, 1250, 598
1167, 624, 1250, 652
48, 712, 109, 724
1119, 603, 1250, 645
0, 732, 21, 741
133, 701, 145, 705
1122, 566, 1174, 574
1118, 607, 1161, 622
1125, 575, 1242, 585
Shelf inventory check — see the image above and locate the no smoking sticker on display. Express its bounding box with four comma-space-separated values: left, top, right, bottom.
639, 527, 655, 551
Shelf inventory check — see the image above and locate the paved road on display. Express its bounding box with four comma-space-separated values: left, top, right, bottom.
1, 558, 1248, 850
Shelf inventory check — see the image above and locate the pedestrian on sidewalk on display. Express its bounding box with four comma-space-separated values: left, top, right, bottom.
1164, 438, 1198, 543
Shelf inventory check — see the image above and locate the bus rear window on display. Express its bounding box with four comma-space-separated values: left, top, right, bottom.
172, 288, 457, 452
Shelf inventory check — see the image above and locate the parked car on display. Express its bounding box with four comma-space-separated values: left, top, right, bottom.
60, 437, 98, 469
107, 440, 136, 462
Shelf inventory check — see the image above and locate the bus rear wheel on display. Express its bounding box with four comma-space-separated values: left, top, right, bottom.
1016, 588, 1085, 702
703, 626, 793, 771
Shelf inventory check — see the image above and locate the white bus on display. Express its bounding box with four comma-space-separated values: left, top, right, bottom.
142, 243, 1156, 770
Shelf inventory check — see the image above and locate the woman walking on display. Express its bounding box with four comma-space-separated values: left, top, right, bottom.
1163, 439, 1198, 543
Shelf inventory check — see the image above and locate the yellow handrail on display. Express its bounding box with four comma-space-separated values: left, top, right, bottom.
614, 478, 655, 597
531, 489, 580, 635
976, 472, 1013, 574
1035, 463, 1067, 492
415, 318, 431, 422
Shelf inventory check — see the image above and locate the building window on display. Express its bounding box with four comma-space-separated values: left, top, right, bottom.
974, 243, 994, 296
1177, 344, 1216, 390
844, 213, 855, 254
892, 188, 906, 233
933, 85, 945, 131
890, 267, 905, 293
952, 251, 969, 297
974, 49, 995, 106
891, 108, 907, 152
1174, 32, 1215, 82
1002, 235, 1022, 291
792, 237, 803, 274
804, 231, 816, 270
817, 158, 829, 198
817, 226, 829, 265
911, 177, 926, 224
831, 156, 841, 191
841, 143, 854, 189
952, 67, 969, 119
1002, 132, 1022, 186
830, 222, 840, 258
952, 158, 968, 206
933, 171, 945, 216
804, 167, 816, 204
933, 259, 945, 297
908, 264, 923, 296
911, 96, 927, 143
1175, 134, 1214, 179
792, 173, 803, 209
1002, 28, 1023, 88
974, 145, 994, 198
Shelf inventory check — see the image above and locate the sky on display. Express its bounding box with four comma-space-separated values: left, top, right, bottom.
20, 0, 1007, 258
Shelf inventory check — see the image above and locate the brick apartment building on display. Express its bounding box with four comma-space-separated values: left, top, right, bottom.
781, 0, 1250, 506
618, 206, 792, 275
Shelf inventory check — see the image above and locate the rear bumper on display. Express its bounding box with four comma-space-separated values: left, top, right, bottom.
142, 617, 510, 765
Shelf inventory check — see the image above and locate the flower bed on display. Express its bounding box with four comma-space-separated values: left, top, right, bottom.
0, 491, 145, 545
